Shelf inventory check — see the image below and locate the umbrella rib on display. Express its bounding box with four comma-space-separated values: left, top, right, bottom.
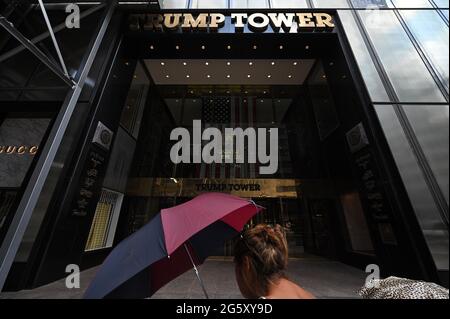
183, 243, 209, 299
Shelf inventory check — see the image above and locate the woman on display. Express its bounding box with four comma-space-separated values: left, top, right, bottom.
234, 224, 314, 299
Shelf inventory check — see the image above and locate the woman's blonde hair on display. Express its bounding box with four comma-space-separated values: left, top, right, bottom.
234, 224, 288, 298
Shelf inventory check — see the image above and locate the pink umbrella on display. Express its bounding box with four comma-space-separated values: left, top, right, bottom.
84, 193, 264, 299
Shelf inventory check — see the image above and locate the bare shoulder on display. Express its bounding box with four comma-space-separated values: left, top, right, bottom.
267, 278, 315, 299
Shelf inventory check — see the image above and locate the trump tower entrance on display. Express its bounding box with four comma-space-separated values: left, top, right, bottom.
0, 7, 447, 291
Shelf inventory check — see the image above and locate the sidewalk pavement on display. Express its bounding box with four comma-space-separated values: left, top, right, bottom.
0, 257, 366, 299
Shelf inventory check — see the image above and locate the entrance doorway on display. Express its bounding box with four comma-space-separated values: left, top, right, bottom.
114, 50, 376, 263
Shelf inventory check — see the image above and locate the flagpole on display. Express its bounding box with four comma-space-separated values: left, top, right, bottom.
184, 244, 209, 299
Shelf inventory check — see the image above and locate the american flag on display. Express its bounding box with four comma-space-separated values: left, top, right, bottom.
197, 96, 259, 179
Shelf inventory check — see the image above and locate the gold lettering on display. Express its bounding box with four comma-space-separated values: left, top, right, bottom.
181, 14, 208, 31
268, 13, 296, 32
209, 13, 226, 32
297, 13, 315, 28
144, 14, 163, 31
248, 13, 270, 32
29, 146, 38, 155
0, 146, 5, 154
163, 13, 182, 30
17, 146, 27, 154
314, 13, 335, 28
6, 146, 16, 154
231, 13, 247, 32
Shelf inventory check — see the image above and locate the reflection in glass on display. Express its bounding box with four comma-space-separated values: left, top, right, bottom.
350, 0, 389, 8
432, 0, 449, 7
160, 0, 188, 8
359, 10, 446, 103
391, 0, 432, 8
398, 9, 449, 92
312, 0, 349, 7
231, 0, 269, 8
338, 11, 389, 102
190, 0, 228, 8
270, 0, 308, 8
375, 105, 449, 271
403, 105, 449, 204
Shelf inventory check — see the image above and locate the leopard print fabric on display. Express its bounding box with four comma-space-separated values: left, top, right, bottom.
358, 276, 449, 299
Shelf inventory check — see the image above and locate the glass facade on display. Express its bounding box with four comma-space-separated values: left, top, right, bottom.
0, 0, 448, 291
157, 0, 449, 274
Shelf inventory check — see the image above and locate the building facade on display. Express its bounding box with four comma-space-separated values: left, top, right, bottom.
0, 0, 448, 292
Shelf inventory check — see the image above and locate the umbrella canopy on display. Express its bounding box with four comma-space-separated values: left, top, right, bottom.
84, 193, 264, 299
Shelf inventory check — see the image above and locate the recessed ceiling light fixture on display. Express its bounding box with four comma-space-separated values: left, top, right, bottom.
150, 45, 154, 50
288, 75, 292, 78
207, 75, 211, 78
175, 45, 180, 50
205, 62, 209, 66
201, 45, 206, 50
253, 45, 257, 50
227, 45, 231, 50
279, 45, 284, 50
227, 62, 231, 66
249, 62, 253, 66
247, 74, 251, 78
160, 62, 165, 66
183, 62, 187, 66
271, 62, 275, 65
186, 75, 190, 78
227, 75, 231, 78
166, 75, 170, 78
293, 62, 298, 66
305, 45, 310, 50
267, 75, 272, 78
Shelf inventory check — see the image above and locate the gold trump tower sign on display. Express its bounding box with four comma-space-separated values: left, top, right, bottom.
129, 12, 335, 33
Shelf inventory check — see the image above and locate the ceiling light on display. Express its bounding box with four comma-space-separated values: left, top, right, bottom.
186, 75, 190, 78
205, 62, 209, 66
249, 62, 253, 66
166, 75, 170, 78
226, 91, 230, 94
226, 75, 231, 78
293, 62, 298, 66
322, 74, 327, 79
244, 91, 248, 94
183, 62, 187, 66
207, 75, 211, 78
247, 74, 251, 78
125, 61, 129, 66
175, 45, 180, 50
150, 45, 154, 50
160, 62, 165, 66
227, 62, 231, 66
244, 99, 247, 103
227, 45, 231, 50
133, 75, 137, 79
201, 45, 206, 50
190, 90, 194, 94
288, 75, 292, 78
209, 90, 212, 94
271, 62, 275, 65
305, 45, 310, 50
253, 45, 257, 50
263, 91, 267, 94
267, 75, 272, 78
260, 100, 264, 103
279, 45, 283, 50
